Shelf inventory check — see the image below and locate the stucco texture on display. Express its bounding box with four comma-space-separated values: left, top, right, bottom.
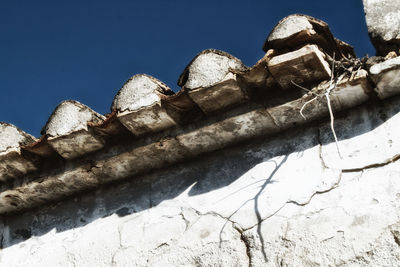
1, 96, 400, 266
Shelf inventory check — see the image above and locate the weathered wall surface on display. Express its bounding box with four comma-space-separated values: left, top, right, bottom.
1, 95, 400, 266
1, 4, 400, 265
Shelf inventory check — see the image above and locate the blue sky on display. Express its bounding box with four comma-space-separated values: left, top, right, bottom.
0, 0, 374, 137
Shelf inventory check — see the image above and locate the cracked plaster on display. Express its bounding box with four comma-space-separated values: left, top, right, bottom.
1, 96, 400, 266
0, 76, 400, 266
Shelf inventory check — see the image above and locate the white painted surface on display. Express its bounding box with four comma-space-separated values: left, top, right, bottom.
1, 97, 400, 266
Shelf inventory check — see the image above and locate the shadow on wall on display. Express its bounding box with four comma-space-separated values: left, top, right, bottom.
1, 95, 399, 251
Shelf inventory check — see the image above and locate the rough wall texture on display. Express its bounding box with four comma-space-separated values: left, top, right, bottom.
1, 3, 400, 266
1, 96, 400, 266
363, 0, 400, 56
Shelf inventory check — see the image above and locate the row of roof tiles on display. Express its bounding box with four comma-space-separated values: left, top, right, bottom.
1, 14, 400, 213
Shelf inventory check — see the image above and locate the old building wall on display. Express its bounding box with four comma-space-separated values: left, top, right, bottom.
1, 2, 400, 265
1, 96, 400, 266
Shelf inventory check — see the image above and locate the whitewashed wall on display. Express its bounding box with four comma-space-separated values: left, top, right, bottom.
1, 96, 400, 266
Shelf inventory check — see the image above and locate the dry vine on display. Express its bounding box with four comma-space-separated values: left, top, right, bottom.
292, 53, 346, 158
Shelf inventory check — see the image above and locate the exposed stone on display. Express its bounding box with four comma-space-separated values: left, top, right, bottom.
160, 89, 205, 124
267, 44, 331, 89
364, 56, 385, 70
335, 38, 356, 59
0, 123, 38, 183
42, 100, 106, 159
88, 112, 133, 137
363, 0, 400, 56
369, 56, 400, 99
235, 50, 276, 94
22, 136, 57, 157
112, 74, 178, 136
178, 49, 248, 114
385, 51, 398, 60
263, 14, 355, 58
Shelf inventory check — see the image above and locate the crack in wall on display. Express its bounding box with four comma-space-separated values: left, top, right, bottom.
233, 224, 253, 267
390, 229, 400, 247
317, 126, 336, 171
61, 242, 77, 267
179, 207, 200, 232
179, 213, 191, 232
243, 203, 288, 232
181, 205, 237, 227
264, 109, 281, 130
316, 112, 400, 174
342, 153, 400, 173
287, 172, 343, 207
318, 144, 329, 169
66, 251, 77, 267
180, 206, 253, 266
111, 222, 123, 266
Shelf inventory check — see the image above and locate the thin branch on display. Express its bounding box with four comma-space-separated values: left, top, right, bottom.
329, 52, 335, 86
292, 52, 343, 158
324, 92, 342, 159
291, 80, 319, 97
325, 52, 343, 159
291, 81, 322, 120
299, 97, 318, 120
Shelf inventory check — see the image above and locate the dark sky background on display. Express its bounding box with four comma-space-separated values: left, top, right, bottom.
0, 0, 375, 137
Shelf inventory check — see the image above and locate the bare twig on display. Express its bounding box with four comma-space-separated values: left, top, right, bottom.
299, 97, 318, 119
329, 53, 335, 85
292, 52, 343, 158
324, 52, 343, 159
291, 81, 319, 97
324, 92, 342, 158
291, 80, 323, 120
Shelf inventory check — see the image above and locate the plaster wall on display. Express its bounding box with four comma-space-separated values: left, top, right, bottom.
1, 96, 400, 266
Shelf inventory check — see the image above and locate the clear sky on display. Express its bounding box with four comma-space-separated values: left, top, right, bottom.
0, 0, 375, 137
